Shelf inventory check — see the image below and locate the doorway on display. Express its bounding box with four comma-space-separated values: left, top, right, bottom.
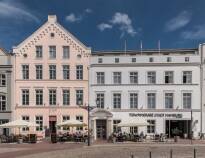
49, 116, 57, 134
96, 120, 106, 139
166, 120, 191, 138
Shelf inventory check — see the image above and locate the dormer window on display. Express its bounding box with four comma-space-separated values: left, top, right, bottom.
98, 58, 103, 63
185, 57, 189, 62
149, 57, 153, 62
115, 58, 119, 63
167, 57, 172, 62
132, 58, 136, 63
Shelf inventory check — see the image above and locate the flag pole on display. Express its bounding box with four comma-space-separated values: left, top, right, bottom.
158, 40, 161, 54
140, 40, 143, 55
124, 40, 127, 55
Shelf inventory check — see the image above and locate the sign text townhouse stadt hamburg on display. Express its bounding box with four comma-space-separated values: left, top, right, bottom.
1, 15, 205, 139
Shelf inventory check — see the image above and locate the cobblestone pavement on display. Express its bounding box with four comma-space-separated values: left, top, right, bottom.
1, 140, 205, 158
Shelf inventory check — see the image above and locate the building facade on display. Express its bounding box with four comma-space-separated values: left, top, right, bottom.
89, 49, 201, 140
13, 15, 91, 137
0, 48, 12, 136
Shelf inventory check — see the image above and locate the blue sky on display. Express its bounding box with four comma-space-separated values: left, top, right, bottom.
0, 0, 205, 51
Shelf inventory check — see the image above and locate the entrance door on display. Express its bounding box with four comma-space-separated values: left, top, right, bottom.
96, 120, 106, 139
49, 116, 57, 134
166, 120, 191, 138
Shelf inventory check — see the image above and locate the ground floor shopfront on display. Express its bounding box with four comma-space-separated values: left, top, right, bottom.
0, 112, 11, 136
14, 107, 88, 138
90, 109, 201, 140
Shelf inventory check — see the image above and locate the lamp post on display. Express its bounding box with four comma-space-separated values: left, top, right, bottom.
191, 109, 193, 144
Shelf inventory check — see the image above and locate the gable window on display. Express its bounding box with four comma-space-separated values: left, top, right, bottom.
96, 72, 105, 84
0, 95, 6, 111
63, 65, 70, 80
76, 90, 83, 105
36, 65, 43, 80
76, 65, 83, 80
130, 72, 138, 84
165, 93, 173, 109
49, 46, 56, 59
22, 65, 29, 80
113, 93, 121, 109
0, 74, 6, 86
183, 71, 192, 84
165, 71, 174, 84
113, 72, 121, 84
49, 89, 56, 106
63, 90, 70, 106
49, 65, 56, 79
36, 89, 43, 106
147, 71, 156, 84
22, 89, 29, 106
36, 46, 42, 58
63, 46, 70, 59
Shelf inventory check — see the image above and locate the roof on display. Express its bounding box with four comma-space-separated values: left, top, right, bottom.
0, 47, 12, 56
92, 48, 198, 55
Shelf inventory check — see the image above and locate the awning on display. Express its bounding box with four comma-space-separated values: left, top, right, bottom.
57, 120, 87, 127
117, 121, 151, 127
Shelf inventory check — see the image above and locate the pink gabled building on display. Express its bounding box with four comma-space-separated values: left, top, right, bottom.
13, 15, 90, 137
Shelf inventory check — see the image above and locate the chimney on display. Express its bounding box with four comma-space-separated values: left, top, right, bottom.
48, 15, 57, 22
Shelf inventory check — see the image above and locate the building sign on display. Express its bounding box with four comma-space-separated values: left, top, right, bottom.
129, 113, 183, 119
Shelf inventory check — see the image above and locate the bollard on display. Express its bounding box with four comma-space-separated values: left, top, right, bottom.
149, 151, 152, 158
194, 148, 196, 158
170, 149, 172, 158
130, 154, 134, 158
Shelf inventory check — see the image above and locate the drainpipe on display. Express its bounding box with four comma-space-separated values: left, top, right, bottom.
200, 44, 203, 134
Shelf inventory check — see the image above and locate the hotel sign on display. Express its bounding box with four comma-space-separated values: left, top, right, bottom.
129, 113, 183, 119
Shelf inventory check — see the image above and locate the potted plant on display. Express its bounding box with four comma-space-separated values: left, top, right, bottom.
172, 128, 181, 142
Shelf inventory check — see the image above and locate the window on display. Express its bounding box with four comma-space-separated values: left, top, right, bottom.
0, 74, 6, 86
49, 46, 56, 59
96, 72, 105, 84
50, 33, 55, 38
98, 58, 103, 63
76, 116, 83, 130
165, 93, 173, 109
36, 65, 43, 79
113, 72, 121, 84
0, 95, 6, 111
62, 115, 70, 130
36, 89, 43, 105
165, 71, 174, 84
131, 58, 136, 63
115, 58, 119, 63
22, 116, 29, 131
63, 46, 70, 59
130, 127, 138, 134
185, 57, 189, 62
167, 57, 172, 62
96, 93, 104, 109
113, 120, 121, 132
49, 65, 56, 79
147, 71, 156, 84
36, 116, 43, 131
49, 89, 56, 105
147, 120, 155, 133
63, 65, 70, 80
147, 93, 156, 109
183, 93, 192, 109
22, 89, 29, 105
130, 93, 138, 109
113, 93, 121, 109
76, 65, 83, 80
63, 90, 70, 106
76, 90, 83, 105
183, 71, 192, 84
130, 72, 138, 84
149, 57, 154, 62
36, 46, 42, 58
22, 65, 29, 79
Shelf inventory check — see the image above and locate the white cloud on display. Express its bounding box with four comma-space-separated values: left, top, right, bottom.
165, 11, 191, 32
97, 23, 112, 31
97, 12, 137, 37
85, 8, 92, 13
65, 13, 82, 23
181, 25, 205, 39
0, 1, 40, 23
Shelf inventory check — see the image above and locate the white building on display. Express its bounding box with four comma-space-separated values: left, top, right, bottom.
89, 49, 201, 140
